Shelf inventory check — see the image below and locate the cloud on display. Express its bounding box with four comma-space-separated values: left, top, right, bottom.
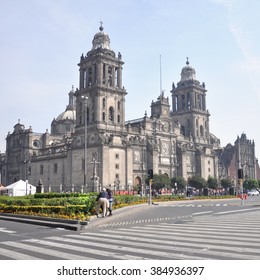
210, 0, 234, 9
229, 23, 260, 100
212, 0, 260, 102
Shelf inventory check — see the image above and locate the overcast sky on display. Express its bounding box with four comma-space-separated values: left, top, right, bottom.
1, 0, 259, 159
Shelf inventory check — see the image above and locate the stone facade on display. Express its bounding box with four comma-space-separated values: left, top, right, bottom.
0, 25, 258, 192
219, 133, 260, 190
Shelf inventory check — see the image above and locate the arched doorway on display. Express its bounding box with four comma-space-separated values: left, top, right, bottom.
134, 176, 142, 194
135, 176, 141, 186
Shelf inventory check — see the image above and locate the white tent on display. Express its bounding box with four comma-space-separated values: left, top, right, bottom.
6, 180, 36, 196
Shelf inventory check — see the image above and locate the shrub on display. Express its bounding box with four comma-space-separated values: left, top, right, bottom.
0, 192, 235, 219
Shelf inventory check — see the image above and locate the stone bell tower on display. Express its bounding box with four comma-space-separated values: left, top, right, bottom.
72, 23, 128, 190
74, 22, 127, 133
171, 58, 210, 145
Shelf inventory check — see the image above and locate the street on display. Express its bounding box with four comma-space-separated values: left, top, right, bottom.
0, 196, 260, 259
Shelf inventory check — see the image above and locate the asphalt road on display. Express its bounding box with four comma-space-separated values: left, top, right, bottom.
0, 196, 259, 259
0, 196, 259, 239
86, 195, 260, 230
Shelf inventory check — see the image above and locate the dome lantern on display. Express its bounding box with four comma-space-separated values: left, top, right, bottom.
180, 57, 197, 82
92, 22, 111, 50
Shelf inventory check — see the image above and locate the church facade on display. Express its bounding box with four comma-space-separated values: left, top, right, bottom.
0, 25, 258, 192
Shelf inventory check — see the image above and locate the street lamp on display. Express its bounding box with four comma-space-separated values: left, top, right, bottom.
24, 152, 30, 195
81, 96, 88, 187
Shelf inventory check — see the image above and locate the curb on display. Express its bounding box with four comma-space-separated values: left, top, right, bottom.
0, 213, 89, 231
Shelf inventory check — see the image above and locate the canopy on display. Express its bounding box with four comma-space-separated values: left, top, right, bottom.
6, 180, 36, 196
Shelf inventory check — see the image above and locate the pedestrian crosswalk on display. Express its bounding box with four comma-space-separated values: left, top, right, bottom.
0, 210, 259, 260
92, 214, 192, 228
162, 202, 229, 207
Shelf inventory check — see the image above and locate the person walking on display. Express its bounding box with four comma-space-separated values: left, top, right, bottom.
96, 188, 109, 218
106, 188, 113, 216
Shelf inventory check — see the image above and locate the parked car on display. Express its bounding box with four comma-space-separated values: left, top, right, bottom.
247, 189, 259, 196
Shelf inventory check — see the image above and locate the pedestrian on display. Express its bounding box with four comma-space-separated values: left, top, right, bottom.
96, 188, 109, 218
106, 188, 113, 216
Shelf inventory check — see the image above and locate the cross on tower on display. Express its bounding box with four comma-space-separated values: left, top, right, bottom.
99, 21, 103, 31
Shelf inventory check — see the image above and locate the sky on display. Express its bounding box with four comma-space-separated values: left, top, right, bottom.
0, 0, 260, 159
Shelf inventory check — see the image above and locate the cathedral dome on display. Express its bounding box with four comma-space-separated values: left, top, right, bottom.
92, 23, 111, 50
180, 58, 197, 81
51, 86, 76, 135
56, 109, 76, 121
56, 86, 76, 121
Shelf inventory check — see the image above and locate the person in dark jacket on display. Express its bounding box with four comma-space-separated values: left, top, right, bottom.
106, 188, 113, 216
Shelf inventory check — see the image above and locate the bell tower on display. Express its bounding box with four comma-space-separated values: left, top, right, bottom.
74, 23, 127, 133
171, 58, 210, 144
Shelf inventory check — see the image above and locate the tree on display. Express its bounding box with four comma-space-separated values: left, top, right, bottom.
188, 175, 207, 193
207, 176, 218, 189
220, 178, 233, 190
243, 179, 258, 190
152, 174, 170, 191
170, 177, 187, 192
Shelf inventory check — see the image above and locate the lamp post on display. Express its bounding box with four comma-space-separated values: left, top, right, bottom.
114, 179, 120, 194
24, 152, 30, 195
241, 163, 248, 206
81, 95, 88, 187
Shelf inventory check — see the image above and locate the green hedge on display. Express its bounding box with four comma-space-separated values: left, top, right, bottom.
0, 205, 88, 215
33, 192, 93, 199
0, 193, 235, 219
0, 192, 98, 217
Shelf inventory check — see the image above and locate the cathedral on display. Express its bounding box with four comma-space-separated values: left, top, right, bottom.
0, 24, 259, 192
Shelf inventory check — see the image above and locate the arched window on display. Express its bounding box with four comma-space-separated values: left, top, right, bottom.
102, 112, 106, 122
198, 94, 201, 109
83, 70, 87, 88
117, 114, 120, 123
108, 66, 113, 86
109, 106, 114, 122
200, 125, 204, 136
187, 93, 191, 109
86, 107, 90, 124
181, 125, 185, 136
102, 98, 106, 109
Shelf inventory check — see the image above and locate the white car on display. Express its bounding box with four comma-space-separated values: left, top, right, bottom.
247, 189, 259, 196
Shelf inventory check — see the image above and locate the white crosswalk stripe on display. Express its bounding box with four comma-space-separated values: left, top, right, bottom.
95, 215, 191, 228
26, 238, 146, 260
162, 203, 230, 207
0, 247, 40, 260
0, 210, 259, 260
0, 227, 16, 234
